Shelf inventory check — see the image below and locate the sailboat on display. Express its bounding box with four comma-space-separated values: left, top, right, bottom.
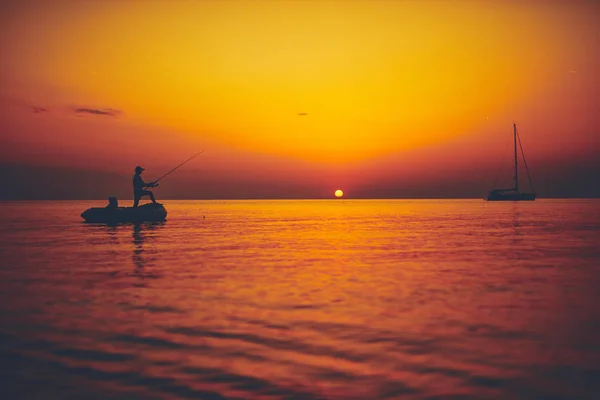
486, 123, 537, 201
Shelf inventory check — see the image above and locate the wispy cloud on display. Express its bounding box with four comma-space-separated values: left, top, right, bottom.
0, 95, 50, 114
73, 107, 123, 117
32, 107, 48, 113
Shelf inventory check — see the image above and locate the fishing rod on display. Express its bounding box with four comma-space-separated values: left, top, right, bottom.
154, 150, 205, 184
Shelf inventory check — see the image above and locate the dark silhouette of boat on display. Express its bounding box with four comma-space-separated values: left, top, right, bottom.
486, 124, 536, 201
79, 153, 203, 223
81, 198, 167, 223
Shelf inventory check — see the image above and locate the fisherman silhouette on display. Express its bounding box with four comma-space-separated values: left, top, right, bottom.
133, 166, 158, 207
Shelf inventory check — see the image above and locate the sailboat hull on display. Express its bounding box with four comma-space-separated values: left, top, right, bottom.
486, 192, 536, 201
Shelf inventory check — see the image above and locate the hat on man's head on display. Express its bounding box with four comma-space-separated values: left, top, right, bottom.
135, 166, 145, 173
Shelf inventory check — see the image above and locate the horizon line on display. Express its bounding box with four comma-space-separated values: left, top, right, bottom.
2, 197, 599, 202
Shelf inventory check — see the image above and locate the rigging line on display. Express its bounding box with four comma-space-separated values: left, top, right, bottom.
491, 130, 512, 189
516, 127, 535, 192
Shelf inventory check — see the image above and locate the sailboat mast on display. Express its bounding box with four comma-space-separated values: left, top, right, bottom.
513, 123, 519, 192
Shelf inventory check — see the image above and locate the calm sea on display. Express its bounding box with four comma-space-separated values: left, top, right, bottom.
1, 200, 599, 400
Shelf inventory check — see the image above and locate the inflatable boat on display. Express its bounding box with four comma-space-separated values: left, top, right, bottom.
81, 200, 167, 223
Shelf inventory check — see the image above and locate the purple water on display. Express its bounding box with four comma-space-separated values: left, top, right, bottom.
1, 199, 599, 399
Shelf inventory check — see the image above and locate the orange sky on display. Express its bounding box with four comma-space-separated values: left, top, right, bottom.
1, 0, 598, 198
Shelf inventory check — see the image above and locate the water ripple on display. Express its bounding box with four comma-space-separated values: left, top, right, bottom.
1, 200, 600, 399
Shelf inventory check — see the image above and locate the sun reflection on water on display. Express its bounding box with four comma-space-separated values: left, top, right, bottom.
0, 200, 599, 399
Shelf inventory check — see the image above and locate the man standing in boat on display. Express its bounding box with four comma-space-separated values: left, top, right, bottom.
133, 166, 158, 207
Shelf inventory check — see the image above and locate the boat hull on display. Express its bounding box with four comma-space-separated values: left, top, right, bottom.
486, 192, 536, 201
81, 203, 167, 223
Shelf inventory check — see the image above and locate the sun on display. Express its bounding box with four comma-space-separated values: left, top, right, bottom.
334, 189, 344, 198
